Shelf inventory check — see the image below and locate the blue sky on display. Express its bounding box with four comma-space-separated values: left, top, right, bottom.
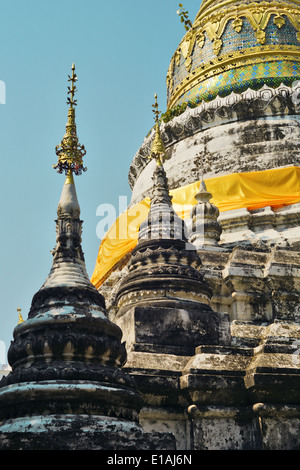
0, 0, 201, 361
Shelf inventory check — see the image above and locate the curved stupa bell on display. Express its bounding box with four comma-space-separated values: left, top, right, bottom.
167, 0, 300, 109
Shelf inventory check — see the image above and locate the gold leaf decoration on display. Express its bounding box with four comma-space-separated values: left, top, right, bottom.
274, 15, 286, 28
196, 32, 205, 49
212, 38, 223, 56
255, 29, 266, 45
232, 17, 243, 33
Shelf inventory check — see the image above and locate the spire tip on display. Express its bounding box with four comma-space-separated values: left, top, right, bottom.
53, 64, 87, 177
149, 93, 166, 166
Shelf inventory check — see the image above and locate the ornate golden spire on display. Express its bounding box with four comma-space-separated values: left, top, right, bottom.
17, 307, 24, 325
149, 93, 166, 166
53, 63, 87, 176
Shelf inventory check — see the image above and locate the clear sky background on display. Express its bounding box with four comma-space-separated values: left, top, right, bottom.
0, 0, 201, 363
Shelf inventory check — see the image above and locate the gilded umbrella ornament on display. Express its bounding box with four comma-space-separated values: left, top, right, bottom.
149, 93, 166, 167
53, 63, 87, 176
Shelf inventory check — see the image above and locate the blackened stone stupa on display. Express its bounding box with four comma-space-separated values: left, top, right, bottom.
0, 66, 175, 450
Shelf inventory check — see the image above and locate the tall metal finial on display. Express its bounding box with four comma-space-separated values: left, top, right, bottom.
149, 93, 166, 167
67, 62, 77, 108
152, 93, 160, 124
53, 63, 87, 176
17, 307, 24, 325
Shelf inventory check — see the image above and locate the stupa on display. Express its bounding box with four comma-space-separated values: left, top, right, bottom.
115, 95, 230, 356
92, 1, 300, 450
0, 65, 175, 450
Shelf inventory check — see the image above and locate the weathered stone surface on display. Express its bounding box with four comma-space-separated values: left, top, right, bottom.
123, 351, 191, 448
100, 210, 300, 450
115, 164, 231, 358
129, 86, 300, 204
0, 415, 175, 450
253, 404, 300, 450
99, 84, 300, 450
244, 322, 300, 404
188, 405, 261, 450
0, 156, 176, 450
190, 180, 222, 249
116, 305, 230, 356
140, 407, 190, 451
181, 345, 252, 407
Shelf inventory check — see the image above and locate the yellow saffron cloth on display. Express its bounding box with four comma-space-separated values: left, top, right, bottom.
91, 166, 300, 288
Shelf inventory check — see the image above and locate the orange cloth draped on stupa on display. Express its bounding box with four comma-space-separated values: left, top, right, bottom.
91, 166, 300, 289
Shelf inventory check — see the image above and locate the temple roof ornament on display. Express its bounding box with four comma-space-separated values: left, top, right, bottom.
41, 66, 93, 289
195, 179, 213, 204
146, 94, 174, 208
190, 178, 222, 249
137, 94, 186, 240
53, 63, 87, 176
17, 308, 23, 325
149, 94, 166, 167
187, 152, 222, 248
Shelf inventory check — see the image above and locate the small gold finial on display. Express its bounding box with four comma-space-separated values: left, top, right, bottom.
152, 93, 160, 123
149, 93, 166, 167
17, 307, 24, 324
53, 63, 87, 176
177, 3, 193, 31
